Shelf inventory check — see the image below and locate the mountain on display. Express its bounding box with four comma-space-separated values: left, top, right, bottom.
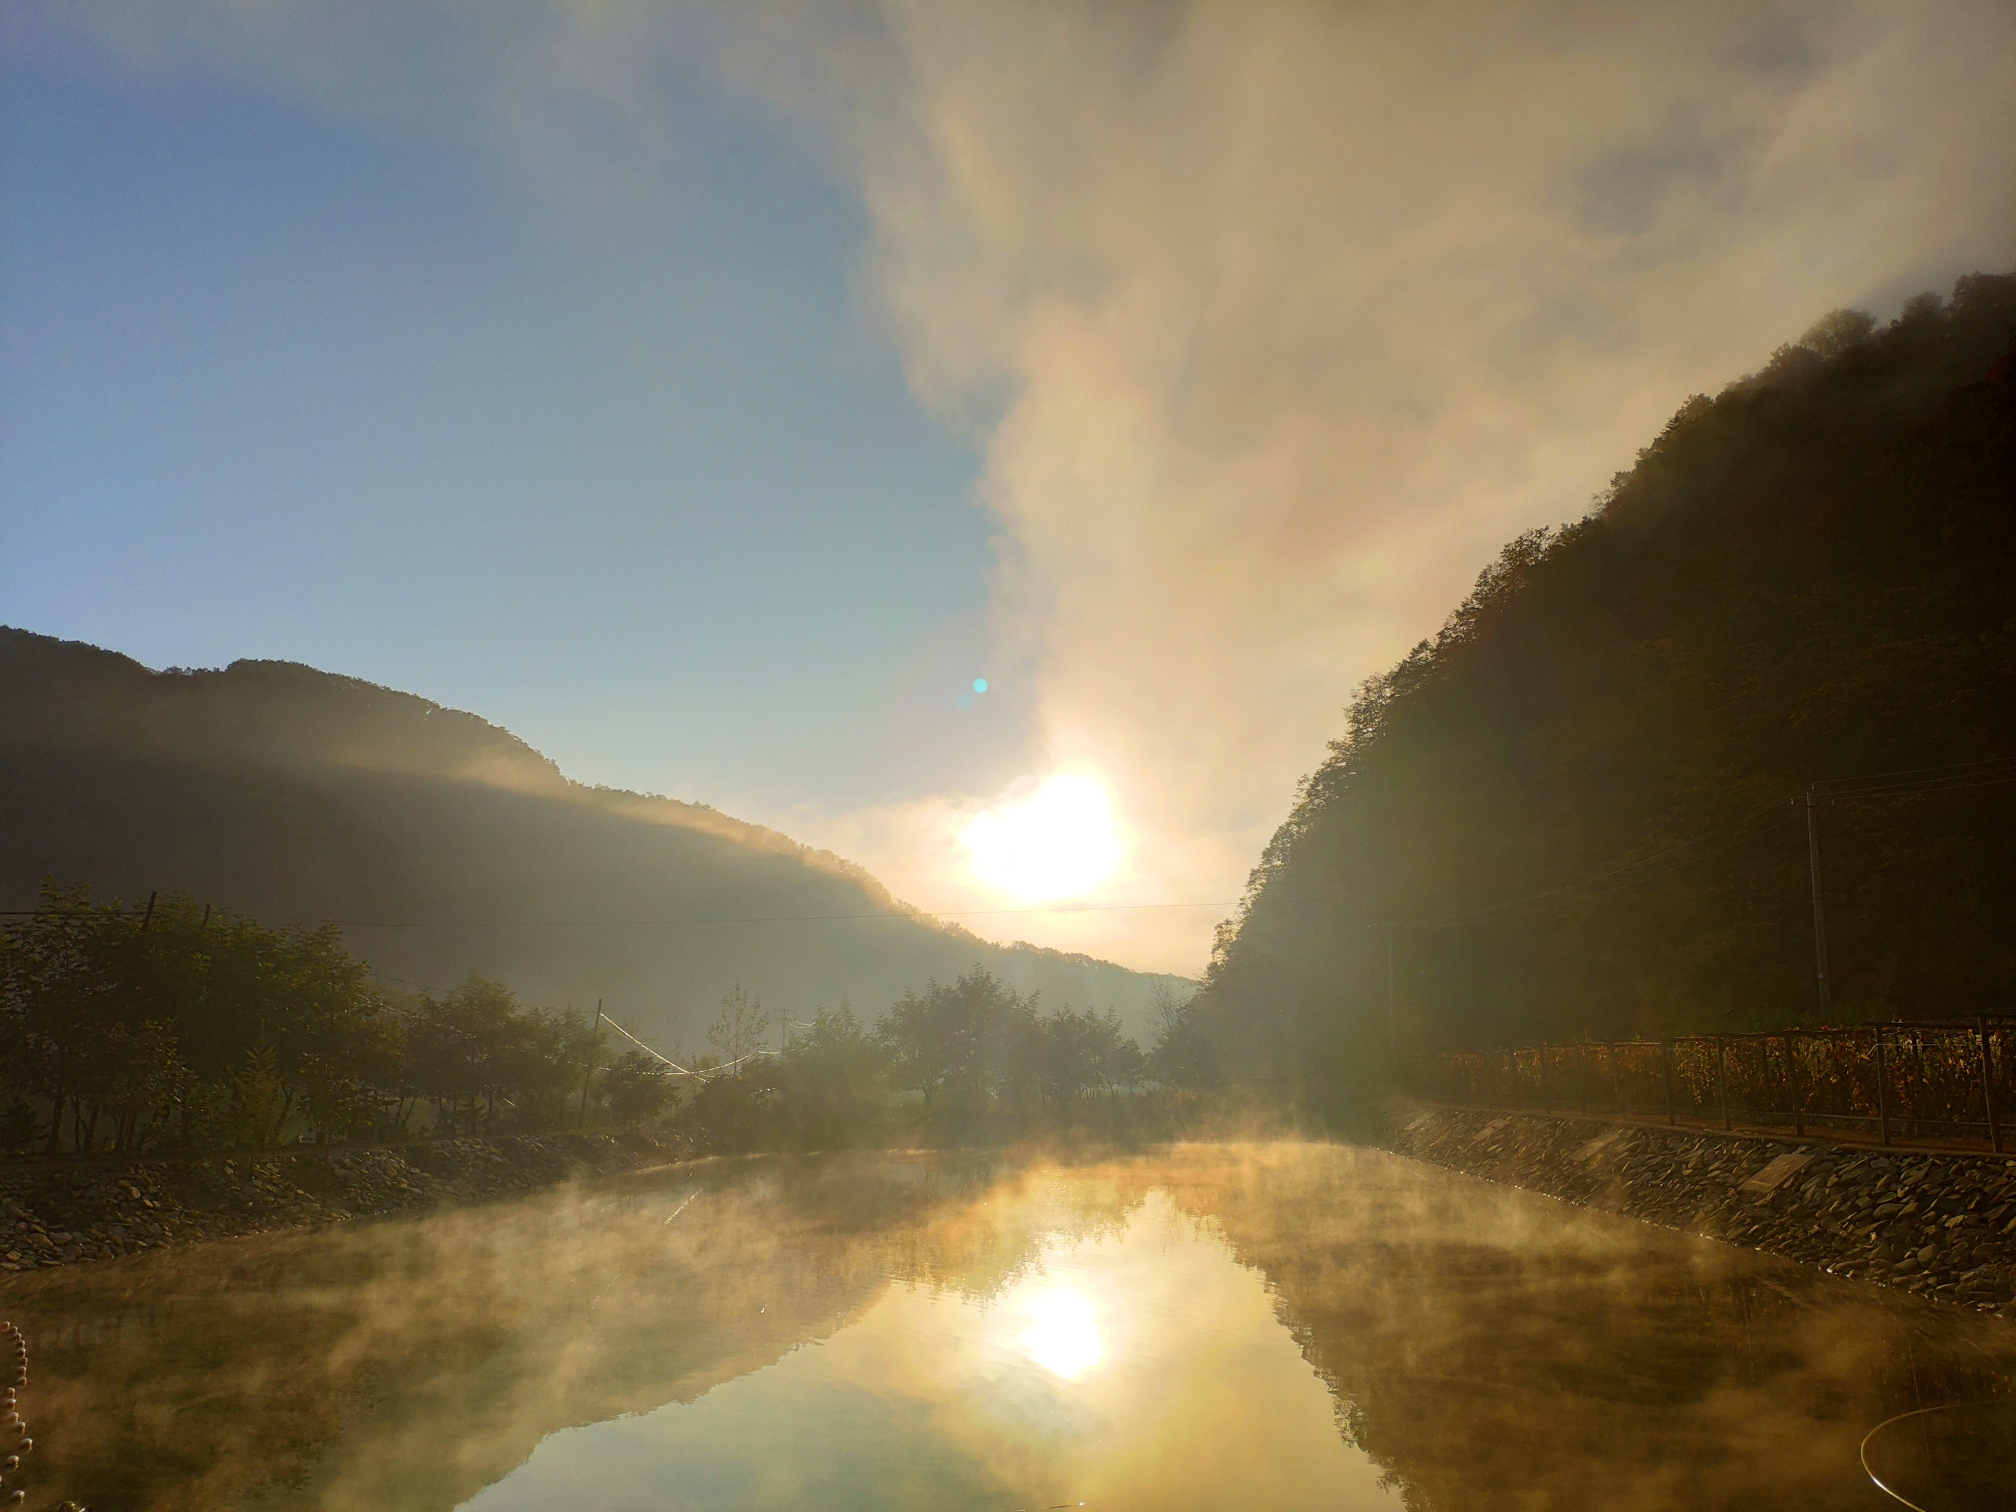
1197, 269, 2016, 1084
0, 629, 1185, 1045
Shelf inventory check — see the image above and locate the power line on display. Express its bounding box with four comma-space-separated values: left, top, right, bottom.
1811, 753, 2016, 794
599, 1016, 701, 1077
321, 899, 1237, 928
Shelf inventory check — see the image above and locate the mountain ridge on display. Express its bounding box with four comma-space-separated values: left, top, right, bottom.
1192, 269, 2016, 1083
0, 628, 1185, 1043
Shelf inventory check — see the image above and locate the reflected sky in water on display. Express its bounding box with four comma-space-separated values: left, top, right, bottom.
2, 1143, 2012, 1511
465, 1188, 1400, 1511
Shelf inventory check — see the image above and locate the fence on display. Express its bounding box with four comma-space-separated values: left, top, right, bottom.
1427, 1019, 2016, 1152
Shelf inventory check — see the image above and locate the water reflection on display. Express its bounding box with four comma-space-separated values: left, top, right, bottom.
0, 1143, 2009, 1511
1019, 1285, 1101, 1379
467, 1186, 1395, 1511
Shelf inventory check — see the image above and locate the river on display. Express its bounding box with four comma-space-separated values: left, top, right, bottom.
1, 1142, 2009, 1510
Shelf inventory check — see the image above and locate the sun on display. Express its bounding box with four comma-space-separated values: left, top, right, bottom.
963, 774, 1122, 903
1020, 1286, 1104, 1379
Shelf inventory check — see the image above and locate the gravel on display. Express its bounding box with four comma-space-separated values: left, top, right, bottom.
1387, 1105, 2016, 1315
0, 1130, 687, 1273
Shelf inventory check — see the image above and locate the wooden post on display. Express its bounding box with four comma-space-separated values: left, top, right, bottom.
1874, 1026, 1891, 1148
1715, 1035, 1731, 1131
1538, 1043, 1551, 1115
1605, 1041, 1623, 1116
1661, 1040, 1676, 1127
1977, 1017, 2000, 1154
1576, 1044, 1587, 1116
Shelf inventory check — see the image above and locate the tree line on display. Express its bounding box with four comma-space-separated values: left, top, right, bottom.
0, 884, 1198, 1158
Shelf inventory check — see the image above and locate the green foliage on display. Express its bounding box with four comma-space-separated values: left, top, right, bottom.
0, 887, 616, 1153
1037, 1006, 1144, 1102
601, 1049, 674, 1126
0, 883, 1151, 1158
403, 976, 597, 1135
0, 882, 401, 1152
1146, 988, 1223, 1091
0, 1097, 38, 1158
677, 1060, 780, 1153
876, 968, 1147, 1127
776, 1002, 886, 1148
1196, 270, 2016, 1082
878, 968, 1043, 1111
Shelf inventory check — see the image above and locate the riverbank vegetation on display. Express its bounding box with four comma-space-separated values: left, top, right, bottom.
0, 884, 1194, 1158
1190, 270, 2016, 1093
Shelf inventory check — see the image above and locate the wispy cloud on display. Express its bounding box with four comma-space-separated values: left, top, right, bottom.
732, 0, 2016, 970
23, 1, 2016, 973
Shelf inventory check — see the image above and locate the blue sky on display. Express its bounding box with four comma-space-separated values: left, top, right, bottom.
0, 25, 1016, 814
4, 3, 2012, 973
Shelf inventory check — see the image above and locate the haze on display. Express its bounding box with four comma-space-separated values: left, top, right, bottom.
4, 1, 2014, 975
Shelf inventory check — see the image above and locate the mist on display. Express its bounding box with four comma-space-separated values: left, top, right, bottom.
718, 0, 2016, 970
5, 6, 2016, 1508
6, 1145, 2011, 1510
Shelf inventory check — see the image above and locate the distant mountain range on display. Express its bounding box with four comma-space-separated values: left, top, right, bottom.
0, 629, 1185, 1046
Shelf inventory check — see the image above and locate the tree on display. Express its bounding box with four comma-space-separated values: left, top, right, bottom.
1147, 990, 1223, 1091
1038, 1006, 1144, 1102
878, 968, 1039, 1111
602, 1050, 674, 1125
400, 976, 581, 1135
707, 983, 772, 1067
778, 1001, 886, 1146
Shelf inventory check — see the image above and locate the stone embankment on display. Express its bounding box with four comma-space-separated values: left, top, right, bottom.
0, 1130, 683, 1274
1387, 1104, 2016, 1315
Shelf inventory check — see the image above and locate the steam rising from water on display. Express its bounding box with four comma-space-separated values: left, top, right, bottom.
4, 1144, 2013, 1510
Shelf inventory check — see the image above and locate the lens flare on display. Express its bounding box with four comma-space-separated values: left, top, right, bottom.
963, 775, 1122, 902
1020, 1287, 1103, 1379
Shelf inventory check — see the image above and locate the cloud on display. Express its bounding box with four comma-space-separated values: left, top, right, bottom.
18, 2, 2016, 973
726, 0, 2016, 971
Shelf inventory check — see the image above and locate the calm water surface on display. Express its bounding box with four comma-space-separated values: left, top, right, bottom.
1, 1142, 2011, 1511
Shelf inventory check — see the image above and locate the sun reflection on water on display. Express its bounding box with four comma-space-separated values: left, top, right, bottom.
1019, 1286, 1104, 1379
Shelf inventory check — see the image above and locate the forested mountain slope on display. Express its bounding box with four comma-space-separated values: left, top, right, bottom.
0, 631, 1182, 1043
1198, 271, 2016, 1085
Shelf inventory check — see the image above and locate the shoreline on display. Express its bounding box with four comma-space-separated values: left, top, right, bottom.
1381, 1101, 2016, 1315
0, 1130, 685, 1273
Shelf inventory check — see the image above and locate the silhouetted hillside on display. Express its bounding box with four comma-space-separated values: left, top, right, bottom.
1198, 270, 2016, 1085
0, 631, 1183, 1043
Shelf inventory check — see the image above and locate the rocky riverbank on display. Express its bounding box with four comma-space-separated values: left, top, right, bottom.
1386, 1103, 2016, 1314
0, 1130, 684, 1273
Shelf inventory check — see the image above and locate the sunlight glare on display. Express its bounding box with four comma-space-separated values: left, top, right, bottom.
963, 774, 1122, 902
1021, 1286, 1104, 1379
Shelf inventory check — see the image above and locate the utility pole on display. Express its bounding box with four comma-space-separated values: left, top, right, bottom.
1803, 785, 1832, 1017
